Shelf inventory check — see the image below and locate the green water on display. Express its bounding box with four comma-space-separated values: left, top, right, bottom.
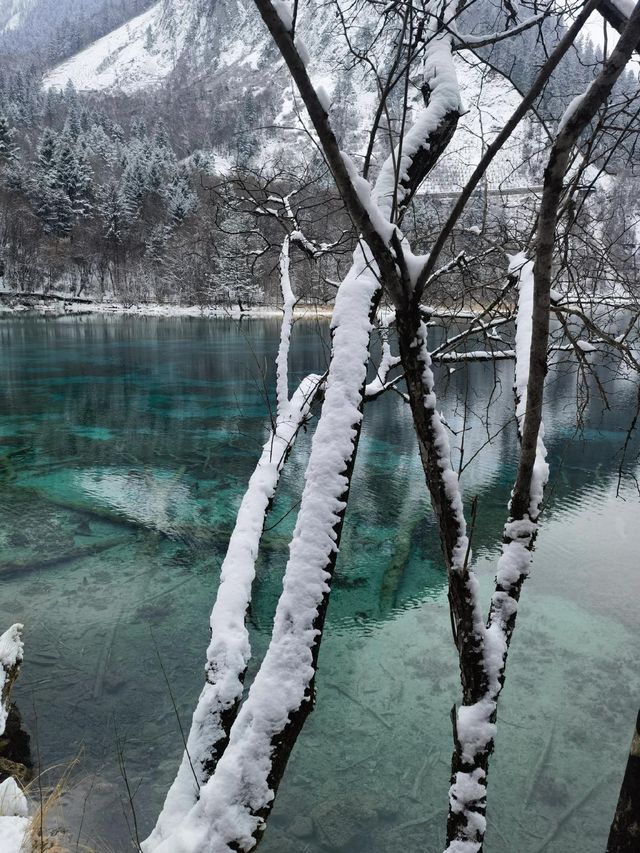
1, 315, 638, 853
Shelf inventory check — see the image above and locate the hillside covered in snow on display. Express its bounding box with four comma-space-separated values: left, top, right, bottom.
40, 0, 544, 192
0, 0, 636, 308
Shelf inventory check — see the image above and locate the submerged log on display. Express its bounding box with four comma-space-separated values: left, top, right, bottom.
0, 536, 131, 579
8, 482, 228, 547
607, 710, 640, 853
379, 512, 421, 613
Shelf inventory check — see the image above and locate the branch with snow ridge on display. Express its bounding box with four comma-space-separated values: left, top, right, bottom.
142, 239, 322, 851
147, 0, 469, 847
444, 8, 640, 847
149, 247, 382, 853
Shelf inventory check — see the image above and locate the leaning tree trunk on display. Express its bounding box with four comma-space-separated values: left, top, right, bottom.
607, 710, 640, 853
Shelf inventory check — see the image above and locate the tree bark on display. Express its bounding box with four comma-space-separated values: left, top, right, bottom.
607, 710, 640, 853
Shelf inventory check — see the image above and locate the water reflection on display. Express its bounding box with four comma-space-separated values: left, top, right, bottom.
0, 315, 637, 852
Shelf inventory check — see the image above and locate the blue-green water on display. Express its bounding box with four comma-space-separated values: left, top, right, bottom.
1, 315, 638, 852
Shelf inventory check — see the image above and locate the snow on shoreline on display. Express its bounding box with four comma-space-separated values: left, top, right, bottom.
0, 298, 335, 320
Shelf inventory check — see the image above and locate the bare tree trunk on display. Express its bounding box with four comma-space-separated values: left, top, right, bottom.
607, 710, 640, 853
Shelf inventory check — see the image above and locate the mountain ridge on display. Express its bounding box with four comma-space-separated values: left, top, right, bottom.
41, 0, 539, 193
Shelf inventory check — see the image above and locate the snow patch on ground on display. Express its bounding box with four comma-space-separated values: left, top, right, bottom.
0, 779, 30, 853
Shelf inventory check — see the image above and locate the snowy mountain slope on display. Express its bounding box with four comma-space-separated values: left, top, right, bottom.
0, 0, 33, 32
44, 3, 172, 93
43, 0, 539, 189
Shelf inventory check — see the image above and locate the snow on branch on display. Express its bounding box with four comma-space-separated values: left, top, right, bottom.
443, 253, 550, 853
0, 624, 23, 737
412, 0, 603, 299
451, 11, 547, 50
444, 10, 640, 844
150, 248, 381, 852
373, 14, 461, 223
437, 349, 516, 362
142, 369, 322, 851
365, 337, 401, 397
275, 235, 296, 412
253, 0, 405, 260
144, 243, 322, 849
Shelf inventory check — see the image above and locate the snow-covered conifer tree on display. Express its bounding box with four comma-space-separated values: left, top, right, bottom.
0, 115, 16, 164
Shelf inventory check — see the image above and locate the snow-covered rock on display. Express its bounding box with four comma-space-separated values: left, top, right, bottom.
0, 779, 28, 819
0, 779, 30, 853
0, 623, 23, 735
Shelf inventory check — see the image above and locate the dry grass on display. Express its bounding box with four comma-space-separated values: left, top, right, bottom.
13, 747, 129, 853
23, 756, 77, 853
20, 755, 116, 853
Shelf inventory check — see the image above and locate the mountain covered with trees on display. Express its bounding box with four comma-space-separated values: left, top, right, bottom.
0, 0, 637, 307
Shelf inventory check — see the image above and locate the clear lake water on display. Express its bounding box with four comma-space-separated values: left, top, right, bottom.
0, 314, 638, 853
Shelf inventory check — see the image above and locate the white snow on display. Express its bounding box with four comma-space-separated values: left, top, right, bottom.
445, 248, 552, 850
340, 152, 396, 242
272, 0, 293, 30
142, 373, 321, 850
143, 239, 322, 848
148, 244, 380, 852
557, 81, 594, 135
0, 779, 27, 818
316, 84, 330, 113
374, 28, 462, 219
576, 339, 597, 352
509, 252, 534, 425
611, 0, 636, 18
365, 339, 401, 397
0, 0, 33, 33
43, 3, 175, 94
414, 320, 469, 570
0, 779, 30, 853
294, 36, 310, 66
275, 236, 295, 411
508, 252, 549, 514
0, 624, 23, 735
447, 767, 487, 847
0, 815, 30, 853
456, 700, 497, 764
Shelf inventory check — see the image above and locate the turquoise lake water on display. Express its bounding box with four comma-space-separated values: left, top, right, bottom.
1, 314, 638, 852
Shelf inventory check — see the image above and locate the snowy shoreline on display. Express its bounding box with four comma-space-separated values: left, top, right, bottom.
0, 294, 335, 319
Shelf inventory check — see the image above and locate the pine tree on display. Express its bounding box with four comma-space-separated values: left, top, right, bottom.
31, 172, 73, 236
153, 119, 170, 151
98, 179, 133, 244
131, 117, 148, 140
147, 152, 165, 194
165, 166, 197, 226
0, 114, 16, 164
123, 156, 148, 211
36, 128, 57, 171
54, 134, 92, 217
145, 224, 167, 265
